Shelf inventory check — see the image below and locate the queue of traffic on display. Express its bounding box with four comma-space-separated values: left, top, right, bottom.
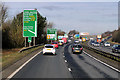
90, 39, 120, 53
43, 37, 72, 55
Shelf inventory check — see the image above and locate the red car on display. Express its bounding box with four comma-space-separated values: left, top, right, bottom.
52, 42, 58, 48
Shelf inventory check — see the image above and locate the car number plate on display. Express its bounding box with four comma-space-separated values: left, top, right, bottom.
75, 50, 79, 52
47, 49, 51, 50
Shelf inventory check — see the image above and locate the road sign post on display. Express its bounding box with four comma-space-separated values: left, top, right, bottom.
25, 37, 26, 47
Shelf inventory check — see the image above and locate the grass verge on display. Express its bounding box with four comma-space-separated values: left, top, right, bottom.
2, 45, 44, 70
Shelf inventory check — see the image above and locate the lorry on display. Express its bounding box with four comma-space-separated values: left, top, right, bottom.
97, 35, 102, 43
62, 37, 67, 44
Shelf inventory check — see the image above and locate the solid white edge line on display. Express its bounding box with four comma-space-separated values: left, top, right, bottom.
7, 50, 42, 79
68, 68, 72, 72
83, 51, 120, 73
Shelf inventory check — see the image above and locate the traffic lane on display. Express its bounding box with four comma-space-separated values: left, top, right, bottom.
64, 43, 119, 78
13, 46, 72, 78
96, 46, 120, 56
89, 43, 120, 56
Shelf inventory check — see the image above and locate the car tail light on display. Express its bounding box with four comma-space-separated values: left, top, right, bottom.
72, 48, 74, 50
80, 48, 83, 50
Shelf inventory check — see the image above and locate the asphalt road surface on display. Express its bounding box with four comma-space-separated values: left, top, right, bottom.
88, 42, 120, 56
12, 43, 119, 79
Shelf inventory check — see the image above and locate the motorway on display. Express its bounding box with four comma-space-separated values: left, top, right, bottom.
12, 43, 119, 79
88, 42, 120, 57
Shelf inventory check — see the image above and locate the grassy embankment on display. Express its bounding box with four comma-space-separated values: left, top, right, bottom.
104, 36, 120, 45
2, 45, 44, 69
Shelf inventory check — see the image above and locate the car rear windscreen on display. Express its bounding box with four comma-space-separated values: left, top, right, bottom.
45, 46, 53, 48
52, 42, 57, 44
73, 45, 82, 48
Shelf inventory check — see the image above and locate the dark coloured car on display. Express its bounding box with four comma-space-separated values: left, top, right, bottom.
74, 40, 79, 44
100, 41, 104, 45
112, 44, 120, 53
72, 44, 83, 54
90, 40, 95, 45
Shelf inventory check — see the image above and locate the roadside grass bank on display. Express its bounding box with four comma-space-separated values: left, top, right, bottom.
2, 45, 44, 70
81, 41, 120, 70
107, 38, 120, 45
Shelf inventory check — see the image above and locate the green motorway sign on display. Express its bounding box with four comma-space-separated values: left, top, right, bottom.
23, 9, 37, 37
47, 28, 57, 40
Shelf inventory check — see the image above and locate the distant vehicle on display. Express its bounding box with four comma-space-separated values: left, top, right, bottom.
68, 39, 71, 43
59, 40, 64, 45
82, 38, 86, 42
79, 39, 82, 42
58, 41, 64, 46
90, 40, 95, 45
52, 42, 58, 48
90, 38, 94, 41
72, 44, 83, 54
100, 41, 104, 45
62, 37, 67, 44
104, 42, 110, 47
97, 35, 102, 43
112, 44, 120, 53
43, 44, 56, 55
94, 42, 100, 47
74, 40, 79, 44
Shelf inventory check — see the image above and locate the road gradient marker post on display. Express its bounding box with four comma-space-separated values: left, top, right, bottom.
23, 9, 37, 47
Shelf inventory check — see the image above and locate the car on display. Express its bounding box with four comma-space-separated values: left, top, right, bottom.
79, 39, 82, 42
68, 39, 71, 43
58, 40, 64, 46
104, 42, 110, 47
90, 40, 95, 45
72, 44, 83, 54
58, 41, 63, 46
43, 44, 56, 55
93, 42, 100, 47
112, 44, 120, 53
100, 41, 104, 45
74, 40, 79, 44
52, 42, 58, 48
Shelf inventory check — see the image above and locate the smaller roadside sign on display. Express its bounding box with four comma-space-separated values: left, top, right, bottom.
47, 28, 57, 40
75, 34, 80, 38
28, 37, 32, 42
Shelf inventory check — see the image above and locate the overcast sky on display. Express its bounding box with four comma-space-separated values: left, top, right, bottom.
5, 2, 118, 35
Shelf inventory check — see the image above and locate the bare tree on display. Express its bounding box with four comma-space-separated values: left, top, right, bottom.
47, 22, 54, 28
0, 3, 8, 27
